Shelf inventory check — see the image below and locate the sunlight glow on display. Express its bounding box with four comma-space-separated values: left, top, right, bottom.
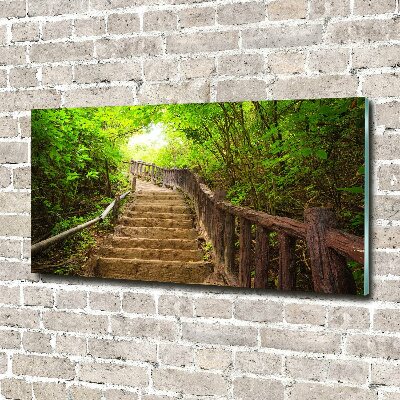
128, 123, 167, 149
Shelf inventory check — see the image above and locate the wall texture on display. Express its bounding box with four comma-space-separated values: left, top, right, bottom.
0, 0, 399, 398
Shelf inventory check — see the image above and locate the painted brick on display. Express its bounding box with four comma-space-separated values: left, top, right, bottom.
363, 74, 400, 98
373, 227, 400, 249
373, 280, 400, 302
55, 334, 87, 356
143, 10, 177, 31
234, 299, 283, 323
235, 351, 282, 374
0, 215, 30, 236
194, 297, 232, 319
0, 116, 18, 137
268, 51, 306, 74
353, 0, 396, 15
56, 289, 87, 310
33, 382, 67, 400
179, 7, 215, 29
352, 45, 400, 69
11, 21, 40, 42
158, 294, 193, 317
261, 328, 341, 354
180, 57, 215, 79
378, 164, 400, 191
242, 24, 323, 49
9, 67, 38, 88
27, 0, 89, 16
374, 134, 400, 159
104, 389, 138, 400
233, 376, 284, 400
217, 2, 266, 25
22, 331, 52, 353
0, 239, 21, 258
218, 53, 264, 76
267, 0, 307, 20
0, 192, 30, 213
159, 343, 193, 367
371, 362, 400, 386
0, 89, 61, 112
122, 292, 156, 314
41, 20, 73, 41
308, 49, 349, 73
195, 348, 232, 370
327, 306, 370, 330
372, 250, 400, 275
0, 0, 26, 18
42, 65, 74, 86
374, 309, 400, 333
89, 291, 120, 312
153, 367, 229, 396
375, 102, 400, 128
328, 359, 369, 385
74, 17, 106, 37
108, 13, 140, 35
30, 41, 94, 63
345, 333, 400, 359
0, 261, 38, 282
1, 379, 32, 399
0, 352, 7, 374
182, 321, 258, 346
143, 58, 178, 81
0, 46, 26, 66
0, 329, 21, 349
69, 386, 103, 400
79, 362, 148, 387
309, 0, 350, 18
285, 303, 326, 326
0, 285, 20, 305
96, 37, 163, 59
0, 166, 12, 188
0, 143, 29, 165
217, 79, 266, 102
18, 116, 31, 138
23, 286, 53, 307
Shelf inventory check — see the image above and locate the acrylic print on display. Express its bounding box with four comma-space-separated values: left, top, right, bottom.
31, 98, 369, 296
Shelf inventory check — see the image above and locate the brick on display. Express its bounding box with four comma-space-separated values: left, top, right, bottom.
43, 310, 109, 335
0, 329, 21, 349
371, 363, 400, 386
0, 0, 26, 18
111, 316, 178, 340
217, 79, 266, 102
327, 306, 369, 330
56, 289, 87, 310
0, 261, 38, 282
141, 396, 174, 400
96, 37, 163, 59
382, 394, 400, 400
122, 292, 156, 314
0, 117, 13, 136
0, 166, 12, 187
153, 367, 229, 396
42, 20, 73, 40
0, 141, 28, 163
0, 46, 26, 66
30, 41, 94, 63
42, 65, 74, 86
179, 7, 215, 29
74, 17, 105, 37
22, 239, 30, 259
268, 51, 305, 74
353, 0, 396, 15
372, 250, 400, 275
346, 333, 400, 359
288, 382, 374, 400
0, 239, 21, 258
24, 286, 53, 307
308, 49, 349, 73
143, 10, 176, 31
195, 348, 231, 370
63, 86, 134, 108
0, 215, 30, 236
11, 21, 39, 42
218, 53, 264, 76
138, 80, 210, 104
0, 352, 7, 374
328, 359, 369, 385
242, 24, 323, 49
108, 13, 140, 34
89, 291, 120, 312
1, 379, 32, 399
22, 331, 52, 353
180, 57, 215, 79
373, 280, 400, 302
374, 309, 400, 333
373, 227, 400, 249
374, 134, 400, 159
0, 69, 6, 87
0, 285, 20, 305
218, 2, 265, 25
270, 75, 358, 100
353, 45, 400, 69
159, 343, 192, 367
194, 297, 232, 319
285, 303, 326, 326
375, 101, 400, 128
13, 354, 76, 379
286, 356, 328, 381
261, 328, 341, 354
79, 362, 148, 387
88, 338, 157, 362
27, 0, 89, 16
309, 0, 350, 18
234, 299, 283, 323
33, 382, 67, 400
166, 31, 239, 54
0, 192, 29, 213
363, 74, 400, 98
233, 376, 284, 400
18, 116, 30, 138
0, 89, 61, 112
55, 334, 87, 356
104, 389, 138, 400
143, 58, 178, 81
235, 351, 281, 374
182, 321, 258, 346
378, 164, 400, 191
326, 18, 400, 44
90, 0, 135, 10
267, 0, 307, 20
9, 67, 38, 88
69, 386, 102, 400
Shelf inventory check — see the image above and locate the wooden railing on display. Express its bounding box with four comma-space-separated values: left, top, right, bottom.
131, 160, 364, 294
31, 191, 130, 256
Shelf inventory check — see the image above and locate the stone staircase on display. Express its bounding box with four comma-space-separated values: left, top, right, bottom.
88, 180, 214, 284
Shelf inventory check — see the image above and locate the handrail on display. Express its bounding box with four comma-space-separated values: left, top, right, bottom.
31, 190, 130, 256
131, 160, 364, 294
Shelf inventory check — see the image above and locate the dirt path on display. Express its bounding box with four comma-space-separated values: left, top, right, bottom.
87, 179, 214, 284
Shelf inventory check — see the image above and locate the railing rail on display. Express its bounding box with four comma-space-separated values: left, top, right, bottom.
31, 191, 130, 256
131, 160, 364, 294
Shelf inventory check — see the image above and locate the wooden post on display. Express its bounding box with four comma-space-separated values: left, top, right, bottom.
254, 226, 269, 289
278, 232, 296, 291
239, 217, 252, 287
213, 207, 225, 266
224, 211, 237, 277
112, 194, 120, 223
304, 207, 356, 294
131, 176, 136, 192
151, 164, 155, 182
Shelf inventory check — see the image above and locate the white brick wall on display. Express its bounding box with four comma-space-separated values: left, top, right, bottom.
0, 0, 399, 398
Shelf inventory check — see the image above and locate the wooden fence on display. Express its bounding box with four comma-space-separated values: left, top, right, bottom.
131, 160, 364, 294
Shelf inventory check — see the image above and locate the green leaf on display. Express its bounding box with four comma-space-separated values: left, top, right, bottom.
315, 149, 328, 160
337, 186, 364, 194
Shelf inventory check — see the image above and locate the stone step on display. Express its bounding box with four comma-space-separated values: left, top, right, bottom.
119, 217, 193, 229
125, 211, 192, 220
129, 204, 190, 213
94, 257, 213, 283
136, 193, 183, 200
115, 226, 198, 240
110, 237, 199, 250
134, 199, 186, 206
99, 247, 203, 262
